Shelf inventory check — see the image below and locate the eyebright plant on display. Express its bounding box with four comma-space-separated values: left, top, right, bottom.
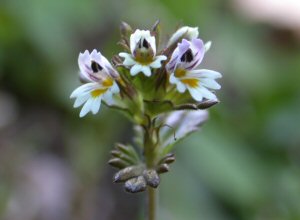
70, 20, 222, 219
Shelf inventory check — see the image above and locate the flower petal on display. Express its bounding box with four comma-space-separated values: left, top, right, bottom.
120, 53, 136, 66
73, 94, 90, 108
188, 87, 203, 101
130, 64, 143, 76
198, 87, 217, 100
141, 66, 151, 77
169, 73, 178, 84
79, 97, 94, 117
177, 81, 187, 93
90, 49, 102, 64
110, 82, 120, 94
102, 91, 114, 105
189, 69, 222, 79
70, 83, 100, 98
200, 78, 221, 90
78, 50, 93, 82
167, 26, 199, 47
150, 55, 167, 68
91, 97, 101, 114
130, 30, 155, 54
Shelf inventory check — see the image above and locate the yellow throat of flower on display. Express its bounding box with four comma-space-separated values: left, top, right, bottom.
102, 77, 114, 87
175, 68, 199, 88
91, 88, 108, 98
90, 78, 113, 98
134, 49, 154, 65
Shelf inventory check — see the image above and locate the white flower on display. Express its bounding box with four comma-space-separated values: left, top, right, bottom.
70, 50, 120, 117
119, 29, 167, 77
167, 26, 199, 47
166, 39, 222, 102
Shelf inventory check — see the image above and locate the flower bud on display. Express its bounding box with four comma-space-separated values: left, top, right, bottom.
197, 99, 219, 109
156, 164, 170, 174
120, 21, 133, 38
143, 169, 160, 188
159, 153, 175, 165
167, 26, 199, 47
111, 150, 122, 157
125, 176, 147, 193
113, 165, 144, 183
108, 158, 129, 169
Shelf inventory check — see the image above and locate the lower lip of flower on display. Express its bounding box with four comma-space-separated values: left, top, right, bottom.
91, 88, 108, 98
180, 78, 199, 88
134, 50, 154, 65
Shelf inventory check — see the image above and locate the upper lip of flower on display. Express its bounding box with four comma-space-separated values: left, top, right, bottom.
130, 29, 156, 56
166, 39, 205, 72
71, 49, 120, 117
166, 38, 222, 102
118, 29, 167, 77
166, 26, 199, 47
78, 49, 119, 83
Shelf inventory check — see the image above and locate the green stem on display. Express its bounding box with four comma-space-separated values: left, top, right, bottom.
144, 121, 158, 220
147, 187, 157, 220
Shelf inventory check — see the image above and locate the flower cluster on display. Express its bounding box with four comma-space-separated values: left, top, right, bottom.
70, 50, 119, 117
70, 23, 221, 118
70, 21, 222, 193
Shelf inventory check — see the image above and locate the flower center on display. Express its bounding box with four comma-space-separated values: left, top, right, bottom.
91, 88, 108, 98
134, 38, 154, 65
174, 68, 187, 78
180, 49, 193, 63
91, 60, 103, 73
181, 78, 199, 88
102, 77, 114, 87
134, 51, 154, 65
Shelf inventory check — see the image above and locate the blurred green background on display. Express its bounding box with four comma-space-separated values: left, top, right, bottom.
0, 0, 300, 219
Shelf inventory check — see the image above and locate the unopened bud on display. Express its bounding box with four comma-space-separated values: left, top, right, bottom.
113, 165, 144, 183
120, 21, 132, 37
159, 153, 175, 165
164, 157, 175, 164
197, 99, 219, 109
112, 55, 123, 66
167, 26, 199, 47
116, 143, 132, 155
108, 158, 129, 169
125, 176, 147, 193
151, 20, 160, 33
143, 169, 160, 188
156, 163, 170, 174
111, 150, 121, 157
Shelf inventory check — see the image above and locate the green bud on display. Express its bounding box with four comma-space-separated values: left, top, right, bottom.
111, 150, 122, 157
